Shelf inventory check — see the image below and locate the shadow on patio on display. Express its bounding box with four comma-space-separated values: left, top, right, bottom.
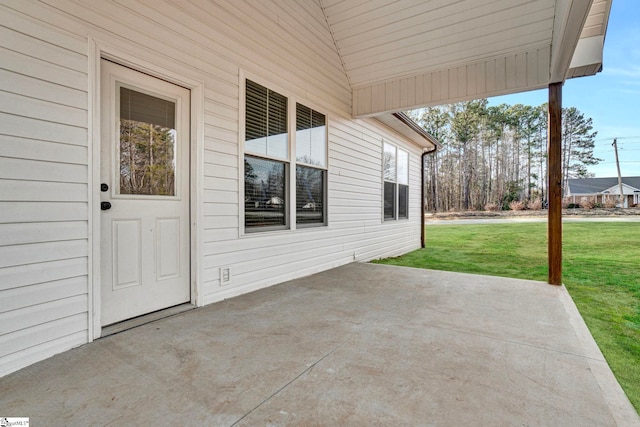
1, 263, 638, 426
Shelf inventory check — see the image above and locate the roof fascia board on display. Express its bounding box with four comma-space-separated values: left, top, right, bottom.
375, 113, 440, 151
603, 184, 640, 194
567, 0, 612, 77
550, 0, 594, 82
569, 35, 604, 69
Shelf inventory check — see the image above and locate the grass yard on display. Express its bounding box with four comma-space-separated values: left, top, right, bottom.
374, 222, 640, 412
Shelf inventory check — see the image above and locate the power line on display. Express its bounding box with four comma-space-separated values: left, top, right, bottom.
594, 137, 640, 143
594, 161, 640, 164
594, 136, 640, 141
593, 148, 640, 153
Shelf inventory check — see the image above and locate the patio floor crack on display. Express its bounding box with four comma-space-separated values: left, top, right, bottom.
229, 340, 349, 426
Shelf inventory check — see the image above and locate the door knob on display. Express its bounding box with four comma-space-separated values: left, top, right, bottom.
101, 201, 112, 210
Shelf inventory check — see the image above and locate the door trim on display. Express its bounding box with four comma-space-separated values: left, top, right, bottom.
88, 38, 205, 340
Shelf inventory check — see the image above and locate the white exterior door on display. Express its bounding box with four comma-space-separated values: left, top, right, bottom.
100, 60, 190, 326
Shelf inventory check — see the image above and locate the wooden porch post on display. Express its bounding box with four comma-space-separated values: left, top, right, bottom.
548, 82, 562, 285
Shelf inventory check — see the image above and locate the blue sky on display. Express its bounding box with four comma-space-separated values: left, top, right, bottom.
488, 0, 640, 178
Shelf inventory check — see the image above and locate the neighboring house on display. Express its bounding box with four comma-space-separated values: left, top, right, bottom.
567, 177, 640, 208
0, 0, 611, 376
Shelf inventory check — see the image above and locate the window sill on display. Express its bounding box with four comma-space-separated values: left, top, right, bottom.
240, 224, 329, 238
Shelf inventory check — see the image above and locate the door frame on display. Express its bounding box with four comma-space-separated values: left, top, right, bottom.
88, 38, 205, 340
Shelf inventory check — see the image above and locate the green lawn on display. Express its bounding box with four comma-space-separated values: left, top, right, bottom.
374, 222, 640, 412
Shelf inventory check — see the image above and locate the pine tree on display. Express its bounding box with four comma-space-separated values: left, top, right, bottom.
561, 107, 601, 192
413, 101, 601, 211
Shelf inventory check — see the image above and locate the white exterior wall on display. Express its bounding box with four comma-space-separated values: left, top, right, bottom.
0, 0, 424, 376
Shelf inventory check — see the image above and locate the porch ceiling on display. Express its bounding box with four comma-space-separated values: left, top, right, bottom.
319, 0, 612, 117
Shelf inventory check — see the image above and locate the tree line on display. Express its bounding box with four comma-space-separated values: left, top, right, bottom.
410, 100, 600, 212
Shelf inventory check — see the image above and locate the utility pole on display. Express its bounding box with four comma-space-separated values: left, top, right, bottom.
612, 138, 625, 207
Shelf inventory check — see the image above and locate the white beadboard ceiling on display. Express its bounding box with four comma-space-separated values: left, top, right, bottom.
319, 0, 612, 117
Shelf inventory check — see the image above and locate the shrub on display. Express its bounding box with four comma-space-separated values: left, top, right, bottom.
603, 198, 618, 209
485, 202, 500, 212
580, 196, 597, 209
528, 198, 543, 211
509, 200, 526, 211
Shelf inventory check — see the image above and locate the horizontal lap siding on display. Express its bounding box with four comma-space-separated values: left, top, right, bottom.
0, 0, 423, 375
0, 2, 90, 376
202, 115, 423, 301
330, 116, 422, 256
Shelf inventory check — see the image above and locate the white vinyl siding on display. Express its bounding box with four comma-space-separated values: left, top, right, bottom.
0, 0, 422, 377
0, 4, 89, 377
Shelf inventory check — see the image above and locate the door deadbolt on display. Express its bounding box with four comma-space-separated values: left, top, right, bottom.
101, 183, 109, 192
101, 201, 112, 211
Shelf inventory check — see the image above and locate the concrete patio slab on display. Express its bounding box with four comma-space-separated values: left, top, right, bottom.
1, 263, 638, 426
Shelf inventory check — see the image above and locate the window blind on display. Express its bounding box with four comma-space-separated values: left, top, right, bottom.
245, 80, 288, 159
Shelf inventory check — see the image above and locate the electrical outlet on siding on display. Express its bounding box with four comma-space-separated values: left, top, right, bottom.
220, 266, 232, 286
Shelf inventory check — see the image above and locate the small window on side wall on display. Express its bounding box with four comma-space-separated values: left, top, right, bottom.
383, 142, 409, 221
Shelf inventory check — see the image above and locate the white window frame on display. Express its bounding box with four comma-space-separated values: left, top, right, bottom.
382, 141, 409, 222
239, 72, 328, 236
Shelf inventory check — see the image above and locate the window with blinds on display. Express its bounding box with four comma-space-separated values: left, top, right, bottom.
244, 155, 286, 229
296, 103, 326, 226
243, 80, 328, 231
296, 165, 324, 225
119, 87, 177, 196
245, 80, 288, 160
244, 80, 288, 231
296, 103, 326, 167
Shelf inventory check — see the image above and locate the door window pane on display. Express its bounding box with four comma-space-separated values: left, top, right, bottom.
244, 155, 286, 229
296, 165, 325, 225
119, 87, 176, 196
245, 80, 288, 159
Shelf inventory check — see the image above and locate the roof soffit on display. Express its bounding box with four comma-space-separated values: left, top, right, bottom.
319, 0, 611, 118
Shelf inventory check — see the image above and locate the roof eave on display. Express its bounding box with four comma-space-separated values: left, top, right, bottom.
375, 112, 441, 151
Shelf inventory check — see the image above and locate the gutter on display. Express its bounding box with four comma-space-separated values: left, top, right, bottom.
392, 112, 442, 150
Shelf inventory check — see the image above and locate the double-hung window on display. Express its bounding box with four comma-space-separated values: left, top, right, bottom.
243, 79, 327, 232
383, 142, 409, 221
244, 80, 288, 230
296, 103, 326, 226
